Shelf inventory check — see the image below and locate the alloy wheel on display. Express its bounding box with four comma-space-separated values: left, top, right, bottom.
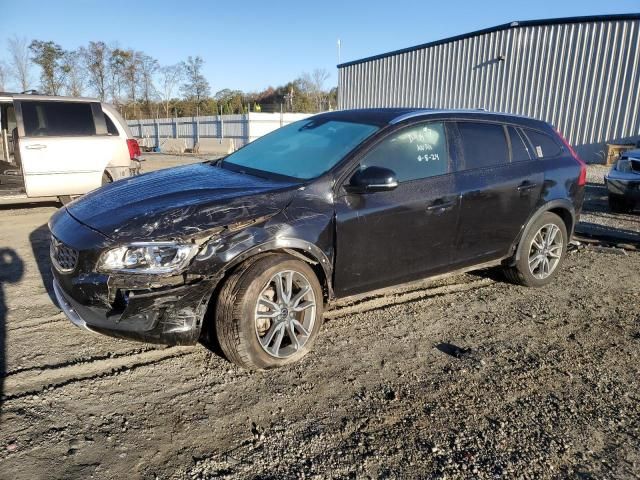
528, 223, 563, 280
254, 270, 317, 358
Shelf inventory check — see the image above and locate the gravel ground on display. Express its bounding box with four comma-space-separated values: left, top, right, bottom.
0, 161, 638, 479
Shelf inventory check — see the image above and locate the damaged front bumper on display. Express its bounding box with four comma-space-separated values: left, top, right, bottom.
52, 270, 216, 345
605, 171, 640, 201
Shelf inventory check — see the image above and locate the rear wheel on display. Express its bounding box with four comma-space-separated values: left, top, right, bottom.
503, 212, 567, 287
58, 173, 112, 206
215, 254, 324, 370
608, 193, 633, 213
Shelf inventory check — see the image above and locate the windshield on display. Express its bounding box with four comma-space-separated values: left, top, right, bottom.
222, 118, 380, 180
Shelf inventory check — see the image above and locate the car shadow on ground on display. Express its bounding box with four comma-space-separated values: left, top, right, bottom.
0, 248, 24, 407
29, 224, 56, 305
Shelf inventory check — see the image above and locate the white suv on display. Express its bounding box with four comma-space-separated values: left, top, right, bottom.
0, 92, 141, 205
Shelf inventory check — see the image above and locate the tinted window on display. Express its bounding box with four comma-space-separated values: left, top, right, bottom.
523, 129, 562, 158
21, 101, 96, 137
104, 113, 119, 136
508, 126, 532, 162
361, 122, 449, 182
223, 118, 379, 180
457, 122, 509, 169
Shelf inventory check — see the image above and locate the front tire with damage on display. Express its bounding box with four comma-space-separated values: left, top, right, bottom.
215, 254, 324, 370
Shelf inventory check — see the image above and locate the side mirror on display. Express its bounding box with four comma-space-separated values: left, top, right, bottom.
346, 166, 399, 194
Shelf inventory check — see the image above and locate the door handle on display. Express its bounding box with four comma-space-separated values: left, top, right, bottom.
426, 200, 455, 212
517, 181, 537, 192
26, 144, 47, 150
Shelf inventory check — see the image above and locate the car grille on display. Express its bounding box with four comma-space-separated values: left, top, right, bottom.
50, 236, 79, 272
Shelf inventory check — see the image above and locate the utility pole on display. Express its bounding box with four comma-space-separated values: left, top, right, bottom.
337, 38, 341, 64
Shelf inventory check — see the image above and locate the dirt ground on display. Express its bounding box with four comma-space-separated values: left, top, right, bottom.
0, 163, 638, 479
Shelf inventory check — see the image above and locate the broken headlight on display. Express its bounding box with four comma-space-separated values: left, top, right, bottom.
97, 242, 198, 274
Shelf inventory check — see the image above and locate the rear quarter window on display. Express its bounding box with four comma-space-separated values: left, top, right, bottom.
21, 101, 96, 137
523, 129, 563, 158
104, 113, 120, 136
457, 122, 509, 169
508, 126, 532, 162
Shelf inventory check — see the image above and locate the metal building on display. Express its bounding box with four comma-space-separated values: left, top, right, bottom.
337, 14, 640, 163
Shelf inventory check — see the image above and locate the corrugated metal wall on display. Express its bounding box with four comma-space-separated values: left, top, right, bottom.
338, 18, 640, 162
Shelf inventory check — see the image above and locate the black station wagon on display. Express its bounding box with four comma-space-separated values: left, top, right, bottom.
50, 109, 586, 369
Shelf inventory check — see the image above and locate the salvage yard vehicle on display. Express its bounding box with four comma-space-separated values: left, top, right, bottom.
0, 92, 141, 205
605, 148, 640, 213
49, 108, 586, 369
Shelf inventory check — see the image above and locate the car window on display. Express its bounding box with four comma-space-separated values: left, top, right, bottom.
104, 113, 120, 136
223, 118, 379, 180
508, 126, 532, 162
523, 129, 562, 158
21, 101, 96, 137
360, 122, 449, 182
457, 122, 509, 169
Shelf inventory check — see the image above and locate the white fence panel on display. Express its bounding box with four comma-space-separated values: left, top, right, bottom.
128, 112, 313, 151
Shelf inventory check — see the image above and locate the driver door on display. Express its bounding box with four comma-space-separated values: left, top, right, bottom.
14, 99, 112, 197
334, 121, 461, 297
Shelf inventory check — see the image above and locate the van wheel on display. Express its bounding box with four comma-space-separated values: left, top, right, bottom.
215, 254, 324, 370
503, 212, 567, 287
58, 173, 112, 206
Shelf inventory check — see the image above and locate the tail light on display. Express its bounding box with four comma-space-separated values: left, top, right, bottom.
555, 128, 586, 187
126, 139, 141, 160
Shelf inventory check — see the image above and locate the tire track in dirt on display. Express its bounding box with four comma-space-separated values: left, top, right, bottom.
3, 346, 196, 400
326, 277, 493, 319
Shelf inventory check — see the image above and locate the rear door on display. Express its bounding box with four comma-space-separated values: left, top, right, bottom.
14, 99, 114, 197
452, 121, 544, 266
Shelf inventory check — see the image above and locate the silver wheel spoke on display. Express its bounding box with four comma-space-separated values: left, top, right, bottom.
261, 322, 283, 347
548, 245, 562, 258
274, 274, 286, 304
529, 254, 543, 270
290, 285, 311, 309
258, 297, 280, 315
286, 322, 300, 351
292, 319, 310, 337
293, 300, 315, 312
268, 325, 286, 356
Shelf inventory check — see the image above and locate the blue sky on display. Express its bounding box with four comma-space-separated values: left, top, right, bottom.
2, 0, 638, 93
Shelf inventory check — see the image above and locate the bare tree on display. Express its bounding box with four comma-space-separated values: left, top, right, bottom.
80, 41, 110, 101
181, 56, 210, 116
7, 35, 32, 91
0, 62, 7, 91
29, 40, 68, 95
63, 50, 85, 96
159, 64, 183, 117
109, 47, 131, 106
301, 68, 330, 111
138, 54, 159, 117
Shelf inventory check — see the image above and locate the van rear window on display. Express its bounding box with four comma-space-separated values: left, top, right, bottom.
21, 101, 96, 137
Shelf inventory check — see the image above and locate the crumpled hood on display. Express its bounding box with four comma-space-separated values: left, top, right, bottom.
66, 163, 298, 242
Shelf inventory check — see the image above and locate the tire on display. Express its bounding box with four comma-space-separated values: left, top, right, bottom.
58, 173, 112, 206
608, 193, 632, 213
503, 212, 568, 287
215, 254, 324, 370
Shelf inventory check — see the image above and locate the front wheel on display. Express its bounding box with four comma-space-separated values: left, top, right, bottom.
503, 212, 568, 287
215, 254, 324, 370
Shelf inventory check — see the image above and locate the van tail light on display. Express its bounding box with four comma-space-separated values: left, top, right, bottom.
127, 139, 141, 160
555, 128, 586, 187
